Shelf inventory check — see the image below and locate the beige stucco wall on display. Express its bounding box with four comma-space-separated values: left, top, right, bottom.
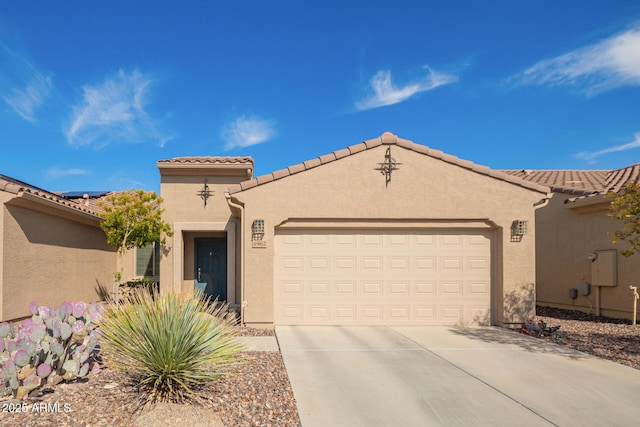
1, 198, 115, 321
159, 173, 244, 302
232, 145, 546, 326
536, 193, 640, 320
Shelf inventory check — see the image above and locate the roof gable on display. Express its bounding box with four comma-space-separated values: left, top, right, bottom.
228, 132, 550, 195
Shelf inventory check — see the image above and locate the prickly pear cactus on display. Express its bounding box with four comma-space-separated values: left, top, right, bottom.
0, 300, 104, 399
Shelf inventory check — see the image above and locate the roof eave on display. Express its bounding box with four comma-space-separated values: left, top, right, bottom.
157, 162, 254, 177
19, 191, 103, 223
564, 193, 612, 209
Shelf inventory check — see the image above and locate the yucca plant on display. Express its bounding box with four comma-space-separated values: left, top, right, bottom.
99, 289, 244, 402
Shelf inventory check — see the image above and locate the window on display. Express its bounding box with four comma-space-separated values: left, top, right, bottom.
136, 242, 160, 278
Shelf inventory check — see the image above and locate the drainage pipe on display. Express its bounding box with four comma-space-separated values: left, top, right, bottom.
226, 193, 246, 326
631, 286, 639, 326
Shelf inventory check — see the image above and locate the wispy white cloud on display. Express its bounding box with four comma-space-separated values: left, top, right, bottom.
0, 44, 53, 122
574, 133, 640, 162
355, 66, 458, 111
46, 167, 88, 179
221, 115, 275, 150
511, 25, 640, 96
64, 69, 172, 148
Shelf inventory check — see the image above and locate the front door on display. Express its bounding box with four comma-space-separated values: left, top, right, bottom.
195, 237, 227, 301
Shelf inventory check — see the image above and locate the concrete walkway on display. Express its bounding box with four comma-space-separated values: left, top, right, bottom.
277, 326, 640, 427
237, 336, 279, 352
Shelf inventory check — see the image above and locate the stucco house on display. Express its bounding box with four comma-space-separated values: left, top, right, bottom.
157, 132, 549, 327
505, 164, 640, 320
4, 133, 638, 325
0, 175, 115, 321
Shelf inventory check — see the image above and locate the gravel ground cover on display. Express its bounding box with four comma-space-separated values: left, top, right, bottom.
0, 327, 299, 427
2, 309, 638, 426
534, 305, 640, 370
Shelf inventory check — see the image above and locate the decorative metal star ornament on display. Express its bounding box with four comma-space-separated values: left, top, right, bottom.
197, 178, 214, 206
376, 146, 401, 187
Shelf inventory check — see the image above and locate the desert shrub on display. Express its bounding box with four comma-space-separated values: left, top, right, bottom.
99, 289, 244, 403
0, 301, 103, 399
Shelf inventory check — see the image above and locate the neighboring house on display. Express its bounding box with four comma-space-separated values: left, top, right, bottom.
158, 132, 549, 327
0, 175, 115, 321
505, 165, 640, 321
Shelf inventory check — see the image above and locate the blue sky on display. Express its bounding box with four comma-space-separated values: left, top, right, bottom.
1, 1, 639, 193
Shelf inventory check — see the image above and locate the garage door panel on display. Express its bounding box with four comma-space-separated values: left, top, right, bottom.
415, 281, 436, 295
416, 257, 436, 271
336, 305, 356, 320
336, 257, 357, 270
275, 229, 491, 325
309, 305, 330, 320
309, 281, 330, 295
335, 281, 356, 295
389, 281, 409, 295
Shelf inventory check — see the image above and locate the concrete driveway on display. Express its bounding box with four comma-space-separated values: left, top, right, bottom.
276, 326, 640, 427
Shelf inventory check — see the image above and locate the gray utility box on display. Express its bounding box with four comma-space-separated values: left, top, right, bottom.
591, 250, 617, 287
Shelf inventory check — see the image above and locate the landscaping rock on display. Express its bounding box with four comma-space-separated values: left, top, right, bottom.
133, 403, 224, 427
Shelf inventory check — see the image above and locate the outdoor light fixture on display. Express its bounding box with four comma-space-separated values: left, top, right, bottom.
512, 220, 528, 236
251, 219, 266, 248
252, 219, 265, 235
510, 220, 528, 242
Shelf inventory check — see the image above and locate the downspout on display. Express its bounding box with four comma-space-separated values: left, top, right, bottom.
226, 193, 245, 326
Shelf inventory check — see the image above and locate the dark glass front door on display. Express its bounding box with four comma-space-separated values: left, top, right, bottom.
195, 237, 227, 301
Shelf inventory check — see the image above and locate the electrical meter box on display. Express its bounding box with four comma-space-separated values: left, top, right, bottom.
591, 250, 617, 287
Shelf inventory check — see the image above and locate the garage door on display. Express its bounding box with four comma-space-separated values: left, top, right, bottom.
274, 229, 492, 325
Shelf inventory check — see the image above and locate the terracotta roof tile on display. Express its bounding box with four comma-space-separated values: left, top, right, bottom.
605, 164, 640, 193
272, 168, 290, 180
380, 132, 398, 145
228, 132, 550, 195
319, 153, 336, 164
303, 158, 322, 169
158, 156, 253, 165
364, 137, 383, 149
333, 148, 351, 159
396, 137, 414, 149
288, 163, 306, 174
502, 169, 607, 195
256, 174, 274, 185
240, 180, 258, 191
427, 148, 444, 159
347, 143, 366, 154
0, 174, 103, 218
227, 184, 242, 194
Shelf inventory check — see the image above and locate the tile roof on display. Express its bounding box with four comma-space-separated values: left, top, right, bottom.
0, 174, 103, 218
503, 163, 640, 199
157, 156, 254, 165
228, 132, 550, 194
502, 170, 608, 195
604, 163, 640, 193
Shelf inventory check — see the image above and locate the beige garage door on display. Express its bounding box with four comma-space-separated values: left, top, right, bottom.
274, 229, 492, 326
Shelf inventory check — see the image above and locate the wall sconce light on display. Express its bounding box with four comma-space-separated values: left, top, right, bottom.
510, 220, 527, 242
512, 220, 528, 236
587, 252, 598, 262
252, 219, 265, 237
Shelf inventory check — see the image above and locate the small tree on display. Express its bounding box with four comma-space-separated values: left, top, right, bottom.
99, 190, 173, 300
609, 182, 640, 257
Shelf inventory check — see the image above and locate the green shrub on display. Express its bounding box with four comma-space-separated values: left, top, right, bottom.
99, 289, 244, 402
